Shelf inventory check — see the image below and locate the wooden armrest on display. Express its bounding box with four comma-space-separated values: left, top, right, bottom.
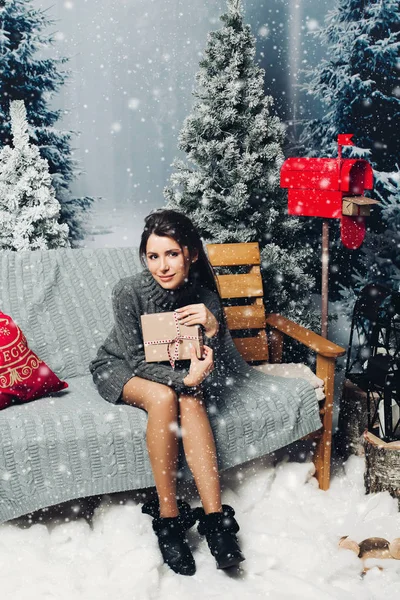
266, 312, 345, 491
266, 314, 346, 358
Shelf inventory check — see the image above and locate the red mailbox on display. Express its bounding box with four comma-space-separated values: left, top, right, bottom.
280, 136, 377, 249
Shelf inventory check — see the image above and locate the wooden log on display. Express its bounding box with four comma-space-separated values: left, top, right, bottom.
359, 537, 391, 560
338, 536, 360, 555
363, 431, 400, 510
389, 538, 400, 559
339, 535, 400, 561
339, 534, 400, 575
359, 537, 392, 574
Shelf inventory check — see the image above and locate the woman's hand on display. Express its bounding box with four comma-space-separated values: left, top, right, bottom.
175, 303, 219, 337
183, 344, 214, 387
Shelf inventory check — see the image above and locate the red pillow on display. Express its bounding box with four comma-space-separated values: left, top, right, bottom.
0, 311, 68, 410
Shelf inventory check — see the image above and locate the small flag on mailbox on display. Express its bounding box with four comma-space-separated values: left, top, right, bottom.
337, 134, 354, 146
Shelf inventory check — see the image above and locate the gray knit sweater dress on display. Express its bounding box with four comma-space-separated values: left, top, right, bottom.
89, 268, 323, 449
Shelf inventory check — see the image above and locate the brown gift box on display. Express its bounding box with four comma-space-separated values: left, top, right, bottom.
140, 311, 204, 369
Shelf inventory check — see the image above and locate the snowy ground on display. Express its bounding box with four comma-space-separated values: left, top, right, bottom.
1, 451, 400, 600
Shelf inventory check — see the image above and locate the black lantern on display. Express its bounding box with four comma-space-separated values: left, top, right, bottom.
345, 284, 400, 441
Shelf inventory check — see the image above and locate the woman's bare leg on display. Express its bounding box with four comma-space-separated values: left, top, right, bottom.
179, 392, 223, 515
122, 376, 180, 518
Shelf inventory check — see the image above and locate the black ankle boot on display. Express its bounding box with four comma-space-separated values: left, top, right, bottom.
142, 499, 197, 576
194, 504, 245, 569
142, 498, 197, 530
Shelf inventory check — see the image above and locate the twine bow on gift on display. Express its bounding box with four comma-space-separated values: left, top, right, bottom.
143, 311, 199, 369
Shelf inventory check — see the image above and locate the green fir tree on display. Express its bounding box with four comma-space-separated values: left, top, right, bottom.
0, 100, 70, 250
301, 0, 400, 296
0, 0, 94, 245
164, 0, 318, 329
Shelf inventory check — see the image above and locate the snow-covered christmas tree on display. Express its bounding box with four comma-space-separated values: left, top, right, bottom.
0, 0, 93, 245
339, 169, 400, 317
164, 0, 317, 328
300, 0, 400, 296
302, 0, 399, 174
356, 170, 400, 287
0, 100, 70, 250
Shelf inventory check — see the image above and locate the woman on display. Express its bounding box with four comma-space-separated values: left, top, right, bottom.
89, 209, 246, 576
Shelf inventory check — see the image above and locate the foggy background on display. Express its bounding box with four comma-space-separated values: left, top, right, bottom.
32, 0, 331, 248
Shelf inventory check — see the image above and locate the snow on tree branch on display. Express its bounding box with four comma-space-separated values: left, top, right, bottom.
164, 0, 318, 329
10, 100, 29, 150
0, 100, 70, 251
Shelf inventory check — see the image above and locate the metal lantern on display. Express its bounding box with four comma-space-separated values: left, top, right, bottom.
345, 284, 400, 441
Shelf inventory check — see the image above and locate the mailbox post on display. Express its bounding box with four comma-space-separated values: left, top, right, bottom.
280, 134, 378, 337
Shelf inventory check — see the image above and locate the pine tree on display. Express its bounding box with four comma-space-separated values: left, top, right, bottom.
164, 0, 317, 328
0, 0, 93, 245
339, 169, 400, 317
300, 0, 400, 295
363, 171, 400, 286
0, 100, 70, 250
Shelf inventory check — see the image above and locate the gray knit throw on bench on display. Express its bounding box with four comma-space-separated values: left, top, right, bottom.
0, 247, 321, 524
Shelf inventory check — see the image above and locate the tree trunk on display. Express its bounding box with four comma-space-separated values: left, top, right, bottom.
364, 430, 400, 510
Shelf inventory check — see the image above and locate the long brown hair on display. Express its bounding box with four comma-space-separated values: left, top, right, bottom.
139, 209, 227, 330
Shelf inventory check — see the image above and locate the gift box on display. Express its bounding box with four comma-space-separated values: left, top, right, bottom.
140, 311, 204, 369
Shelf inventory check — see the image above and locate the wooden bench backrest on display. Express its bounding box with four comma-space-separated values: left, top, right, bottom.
206, 242, 269, 363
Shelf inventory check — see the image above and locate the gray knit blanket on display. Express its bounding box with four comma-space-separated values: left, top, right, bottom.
0, 247, 322, 524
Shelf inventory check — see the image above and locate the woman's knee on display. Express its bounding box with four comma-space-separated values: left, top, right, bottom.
121, 376, 178, 413
149, 385, 179, 414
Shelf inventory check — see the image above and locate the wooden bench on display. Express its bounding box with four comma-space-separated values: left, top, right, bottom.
206, 242, 346, 490
0, 244, 345, 525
